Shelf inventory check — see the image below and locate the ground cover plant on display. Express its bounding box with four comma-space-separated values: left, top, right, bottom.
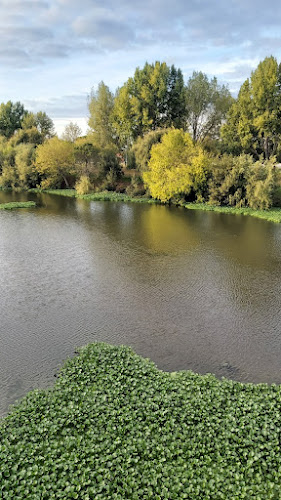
183, 203, 281, 223
30, 188, 156, 204
1, 343, 281, 499
0, 201, 36, 210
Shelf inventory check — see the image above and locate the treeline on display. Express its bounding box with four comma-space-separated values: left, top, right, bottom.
1, 57, 281, 208
0, 102, 55, 189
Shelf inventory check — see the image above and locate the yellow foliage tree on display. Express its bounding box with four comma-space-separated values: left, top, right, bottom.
35, 137, 74, 188
75, 175, 91, 195
143, 129, 210, 202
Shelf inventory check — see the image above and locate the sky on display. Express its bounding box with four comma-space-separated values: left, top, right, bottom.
1, 0, 281, 136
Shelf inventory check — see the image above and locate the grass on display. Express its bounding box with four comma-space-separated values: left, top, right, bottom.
1, 342, 281, 499
29, 188, 158, 204
182, 202, 281, 223
0, 201, 36, 210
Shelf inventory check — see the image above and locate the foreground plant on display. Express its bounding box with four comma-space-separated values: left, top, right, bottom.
1, 343, 281, 499
0, 201, 36, 210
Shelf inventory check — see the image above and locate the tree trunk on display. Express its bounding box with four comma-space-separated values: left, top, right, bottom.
62, 175, 69, 188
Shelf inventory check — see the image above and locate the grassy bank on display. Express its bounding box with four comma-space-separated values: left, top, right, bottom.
1, 343, 281, 498
29, 188, 156, 204
183, 202, 281, 223
0, 201, 36, 210
29, 188, 281, 223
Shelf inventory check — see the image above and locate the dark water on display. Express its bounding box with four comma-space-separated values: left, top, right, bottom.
0, 191, 281, 416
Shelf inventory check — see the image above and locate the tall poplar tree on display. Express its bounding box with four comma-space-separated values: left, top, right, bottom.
113, 62, 186, 139
88, 82, 115, 147
221, 80, 256, 155
221, 56, 281, 159
0, 101, 26, 138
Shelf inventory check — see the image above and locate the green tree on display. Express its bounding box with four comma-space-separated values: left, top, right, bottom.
221, 56, 281, 159
74, 138, 100, 178
88, 82, 115, 147
0, 101, 26, 138
0, 136, 15, 175
246, 159, 276, 209
21, 112, 36, 130
130, 129, 166, 172
221, 80, 256, 156
35, 111, 55, 140
111, 85, 137, 161
186, 72, 233, 142
11, 126, 42, 146
0, 142, 36, 189
251, 57, 281, 158
208, 154, 252, 206
15, 143, 36, 188
114, 62, 186, 139
20, 111, 55, 144
35, 137, 74, 188
98, 147, 121, 182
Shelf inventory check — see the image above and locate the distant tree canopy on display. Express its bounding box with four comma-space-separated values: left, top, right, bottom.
88, 81, 115, 148
143, 129, 278, 208
0, 57, 281, 210
186, 72, 233, 142
113, 62, 186, 141
87, 61, 233, 164
0, 101, 27, 138
19, 111, 55, 144
221, 56, 281, 159
0, 101, 56, 189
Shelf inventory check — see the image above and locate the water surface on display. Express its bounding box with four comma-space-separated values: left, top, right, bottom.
0, 191, 281, 415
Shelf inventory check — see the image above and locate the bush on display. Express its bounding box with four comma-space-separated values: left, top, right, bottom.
125, 174, 145, 196
143, 129, 210, 202
272, 186, 281, 207
208, 154, 277, 209
246, 159, 276, 209
131, 129, 166, 172
75, 175, 91, 195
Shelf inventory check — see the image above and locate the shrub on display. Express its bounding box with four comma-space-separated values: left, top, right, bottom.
75, 175, 91, 195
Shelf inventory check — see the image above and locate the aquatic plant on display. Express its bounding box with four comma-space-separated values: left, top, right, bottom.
1, 343, 281, 498
30, 188, 156, 204
184, 202, 281, 223
0, 201, 36, 210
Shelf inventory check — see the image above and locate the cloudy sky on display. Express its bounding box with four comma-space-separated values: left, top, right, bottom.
1, 0, 281, 135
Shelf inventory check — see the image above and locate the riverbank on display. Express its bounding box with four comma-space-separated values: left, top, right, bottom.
0, 201, 36, 210
30, 188, 281, 223
182, 202, 281, 223
29, 188, 157, 204
1, 342, 281, 498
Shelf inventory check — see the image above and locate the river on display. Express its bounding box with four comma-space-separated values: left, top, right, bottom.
0, 190, 281, 415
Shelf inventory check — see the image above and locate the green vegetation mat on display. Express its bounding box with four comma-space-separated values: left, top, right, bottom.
30, 188, 156, 204
184, 202, 281, 223
0, 201, 36, 210
1, 343, 281, 499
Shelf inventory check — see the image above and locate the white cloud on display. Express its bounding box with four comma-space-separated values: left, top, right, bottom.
0, 0, 281, 126
0, 0, 281, 68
